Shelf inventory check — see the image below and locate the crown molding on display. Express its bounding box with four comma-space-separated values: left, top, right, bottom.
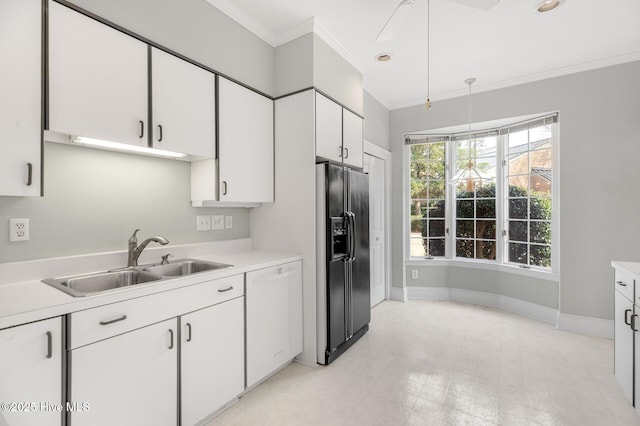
387, 51, 640, 110
204, 0, 278, 46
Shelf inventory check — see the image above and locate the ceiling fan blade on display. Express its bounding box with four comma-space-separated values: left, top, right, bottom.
448, 0, 500, 10
375, 0, 415, 43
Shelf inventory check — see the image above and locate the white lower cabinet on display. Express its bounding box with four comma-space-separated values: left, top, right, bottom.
615, 288, 634, 403
69, 318, 178, 426
181, 297, 244, 425
246, 260, 303, 387
0, 317, 62, 426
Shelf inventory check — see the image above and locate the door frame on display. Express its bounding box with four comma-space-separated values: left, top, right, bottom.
364, 141, 392, 302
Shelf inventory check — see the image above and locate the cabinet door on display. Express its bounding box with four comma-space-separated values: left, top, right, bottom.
246, 261, 303, 387
48, 2, 148, 146
315, 92, 343, 163
0, 0, 41, 196
181, 297, 244, 425
151, 48, 215, 158
342, 109, 364, 169
218, 77, 274, 203
615, 290, 634, 404
0, 317, 62, 426
70, 318, 178, 426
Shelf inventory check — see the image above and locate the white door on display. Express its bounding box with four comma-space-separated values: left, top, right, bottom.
181, 297, 245, 425
70, 318, 178, 426
342, 109, 364, 169
0, 318, 62, 426
364, 154, 386, 306
151, 47, 216, 158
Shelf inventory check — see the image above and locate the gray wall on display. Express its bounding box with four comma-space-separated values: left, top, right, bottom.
0, 143, 249, 262
274, 34, 313, 97
363, 90, 390, 150
391, 61, 640, 320
67, 0, 275, 95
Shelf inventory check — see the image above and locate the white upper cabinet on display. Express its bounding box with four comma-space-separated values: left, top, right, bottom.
0, 0, 41, 196
218, 77, 274, 203
48, 2, 148, 147
151, 48, 215, 158
315, 92, 343, 163
342, 108, 364, 169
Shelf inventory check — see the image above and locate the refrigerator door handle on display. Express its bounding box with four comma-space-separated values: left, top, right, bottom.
348, 212, 357, 262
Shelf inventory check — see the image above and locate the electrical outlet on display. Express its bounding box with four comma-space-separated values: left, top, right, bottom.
411, 269, 418, 280
9, 218, 29, 242
211, 215, 225, 230
225, 215, 232, 229
196, 215, 211, 231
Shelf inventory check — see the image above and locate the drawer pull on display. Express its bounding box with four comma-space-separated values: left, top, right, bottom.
632, 314, 639, 332
169, 329, 174, 349
186, 323, 192, 342
46, 331, 52, 359
27, 162, 33, 186
617, 281, 628, 287
99, 315, 127, 326
218, 286, 233, 293
625, 309, 632, 326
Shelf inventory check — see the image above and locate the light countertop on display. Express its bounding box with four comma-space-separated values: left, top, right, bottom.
611, 261, 640, 278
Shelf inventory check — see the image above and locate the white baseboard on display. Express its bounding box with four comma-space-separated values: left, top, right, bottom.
556, 313, 614, 339
390, 286, 407, 302
407, 286, 557, 326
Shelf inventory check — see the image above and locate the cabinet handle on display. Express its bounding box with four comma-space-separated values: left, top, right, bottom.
344, 147, 349, 159
46, 331, 52, 359
337, 146, 343, 158
218, 286, 233, 293
632, 314, 639, 332
138, 120, 145, 139
222, 181, 228, 196
617, 281, 627, 287
26, 163, 33, 186
625, 309, 632, 326
158, 124, 163, 142
277, 267, 282, 274
186, 323, 192, 342
169, 329, 174, 349
99, 315, 127, 326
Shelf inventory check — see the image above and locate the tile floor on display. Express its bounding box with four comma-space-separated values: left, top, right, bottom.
208, 300, 640, 425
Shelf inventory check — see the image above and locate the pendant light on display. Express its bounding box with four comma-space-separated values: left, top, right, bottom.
454, 77, 483, 191
425, 0, 431, 110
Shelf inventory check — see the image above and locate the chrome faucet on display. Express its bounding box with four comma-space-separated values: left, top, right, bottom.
127, 229, 169, 267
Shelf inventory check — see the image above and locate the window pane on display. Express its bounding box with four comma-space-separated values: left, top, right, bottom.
508, 175, 529, 194
530, 221, 551, 244
475, 182, 496, 198
410, 160, 428, 181
476, 137, 496, 157
477, 220, 496, 239
427, 142, 445, 161
530, 175, 551, 196
509, 221, 528, 242
530, 198, 551, 220
411, 145, 428, 161
529, 125, 552, 143
410, 219, 425, 233
428, 181, 445, 199
456, 220, 474, 238
411, 180, 428, 199
530, 148, 552, 168
429, 220, 445, 237
428, 165, 445, 180
427, 200, 445, 218
410, 200, 427, 216
508, 153, 528, 176
509, 198, 527, 219
456, 181, 475, 198
530, 244, 551, 268
456, 200, 474, 218
508, 130, 528, 154
476, 157, 497, 178
456, 239, 474, 258
476, 240, 496, 260
410, 238, 427, 257
476, 199, 495, 218
429, 239, 445, 257
509, 242, 528, 264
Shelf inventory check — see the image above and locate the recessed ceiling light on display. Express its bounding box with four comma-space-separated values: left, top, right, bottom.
375, 53, 392, 62
537, 0, 562, 12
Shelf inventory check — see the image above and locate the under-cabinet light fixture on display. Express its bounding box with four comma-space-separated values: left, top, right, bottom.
71, 136, 187, 158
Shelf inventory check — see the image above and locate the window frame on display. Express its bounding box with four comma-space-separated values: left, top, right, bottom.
405, 115, 559, 277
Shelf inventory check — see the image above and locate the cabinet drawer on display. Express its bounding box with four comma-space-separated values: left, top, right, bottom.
615, 269, 634, 301
69, 274, 243, 349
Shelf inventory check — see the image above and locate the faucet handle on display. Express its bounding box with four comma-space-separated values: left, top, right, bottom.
129, 229, 140, 244
161, 253, 173, 265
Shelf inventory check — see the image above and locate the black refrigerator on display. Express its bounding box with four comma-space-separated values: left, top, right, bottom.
316, 162, 370, 365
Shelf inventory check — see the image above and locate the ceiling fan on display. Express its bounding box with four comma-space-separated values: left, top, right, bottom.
375, 0, 500, 42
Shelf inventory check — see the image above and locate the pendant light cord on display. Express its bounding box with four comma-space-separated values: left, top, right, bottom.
426, 0, 430, 105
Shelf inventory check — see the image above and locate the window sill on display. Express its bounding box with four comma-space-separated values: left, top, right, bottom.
405, 258, 559, 282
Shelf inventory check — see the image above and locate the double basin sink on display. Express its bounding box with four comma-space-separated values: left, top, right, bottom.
42, 258, 232, 297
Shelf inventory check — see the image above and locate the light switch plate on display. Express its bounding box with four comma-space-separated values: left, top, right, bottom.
225, 216, 233, 229
211, 215, 225, 230
196, 215, 211, 231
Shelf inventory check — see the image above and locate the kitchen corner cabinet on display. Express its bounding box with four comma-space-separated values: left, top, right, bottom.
69, 318, 178, 426
0, 0, 41, 196
246, 260, 303, 387
314, 92, 364, 169
181, 297, 244, 425
0, 317, 62, 426
48, 1, 148, 147
151, 47, 215, 158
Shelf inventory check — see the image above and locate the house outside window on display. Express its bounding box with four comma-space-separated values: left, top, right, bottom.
406, 114, 557, 272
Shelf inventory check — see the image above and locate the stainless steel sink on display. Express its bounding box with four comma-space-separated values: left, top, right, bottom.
42, 269, 163, 297
142, 258, 232, 277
